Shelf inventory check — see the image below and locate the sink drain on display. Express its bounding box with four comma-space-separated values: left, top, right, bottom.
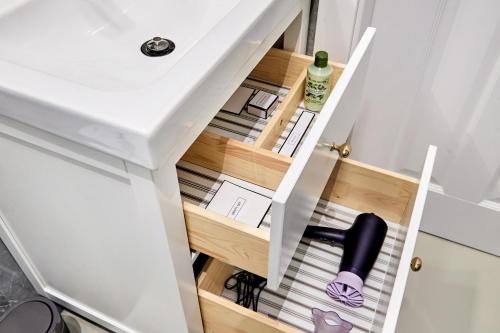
141, 37, 175, 57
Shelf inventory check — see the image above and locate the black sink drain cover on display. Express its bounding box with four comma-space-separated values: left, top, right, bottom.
141, 37, 175, 57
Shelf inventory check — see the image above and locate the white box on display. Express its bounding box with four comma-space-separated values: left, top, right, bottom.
247, 90, 279, 119
279, 111, 315, 157
206, 181, 272, 228
221, 86, 255, 114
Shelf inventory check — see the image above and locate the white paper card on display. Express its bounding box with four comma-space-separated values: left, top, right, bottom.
206, 181, 272, 228
221, 87, 254, 114
279, 111, 315, 157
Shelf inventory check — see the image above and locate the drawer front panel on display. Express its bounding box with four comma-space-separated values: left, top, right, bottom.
379, 145, 437, 333
267, 28, 376, 289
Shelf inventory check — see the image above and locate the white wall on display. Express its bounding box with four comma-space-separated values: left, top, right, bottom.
313, 0, 376, 63
313, 0, 360, 63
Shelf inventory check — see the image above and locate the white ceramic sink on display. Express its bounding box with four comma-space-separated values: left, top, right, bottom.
0, 0, 239, 91
0, 0, 303, 168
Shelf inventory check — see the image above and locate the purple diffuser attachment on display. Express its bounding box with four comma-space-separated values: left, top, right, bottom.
304, 213, 388, 308
326, 271, 364, 308
311, 308, 353, 333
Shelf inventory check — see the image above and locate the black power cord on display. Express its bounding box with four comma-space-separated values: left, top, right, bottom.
224, 271, 267, 312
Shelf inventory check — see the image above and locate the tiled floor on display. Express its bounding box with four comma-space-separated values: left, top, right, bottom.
0, 238, 37, 315
0, 239, 111, 331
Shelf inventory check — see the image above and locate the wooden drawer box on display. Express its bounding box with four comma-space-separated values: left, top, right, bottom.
177, 28, 436, 332
193, 149, 435, 332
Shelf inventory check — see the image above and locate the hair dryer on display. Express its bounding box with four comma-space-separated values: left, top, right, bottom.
304, 213, 387, 307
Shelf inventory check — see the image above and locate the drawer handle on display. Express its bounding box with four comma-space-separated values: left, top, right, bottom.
410, 257, 423, 272
321, 142, 352, 158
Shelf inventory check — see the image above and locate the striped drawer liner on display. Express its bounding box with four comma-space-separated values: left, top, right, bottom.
176, 161, 406, 333
205, 79, 316, 156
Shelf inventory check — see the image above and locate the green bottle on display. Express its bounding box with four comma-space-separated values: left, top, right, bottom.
304, 51, 333, 112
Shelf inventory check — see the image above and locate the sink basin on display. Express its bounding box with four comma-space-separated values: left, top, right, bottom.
0, 0, 302, 168
0, 0, 238, 91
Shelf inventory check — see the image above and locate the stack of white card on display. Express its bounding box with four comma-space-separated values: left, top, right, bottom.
221, 87, 255, 115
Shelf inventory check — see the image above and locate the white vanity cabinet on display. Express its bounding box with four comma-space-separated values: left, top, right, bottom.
0, 6, 435, 333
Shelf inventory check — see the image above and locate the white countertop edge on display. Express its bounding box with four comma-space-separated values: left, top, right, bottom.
0, 0, 303, 169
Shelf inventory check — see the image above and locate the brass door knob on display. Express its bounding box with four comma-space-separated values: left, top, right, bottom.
410, 257, 422, 272
319, 142, 352, 158
332, 143, 352, 158
320, 142, 351, 158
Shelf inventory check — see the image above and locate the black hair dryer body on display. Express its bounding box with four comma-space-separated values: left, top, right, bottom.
304, 213, 387, 307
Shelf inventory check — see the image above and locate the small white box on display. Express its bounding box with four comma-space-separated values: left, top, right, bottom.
206, 181, 271, 228
247, 90, 279, 119
279, 111, 315, 157
221, 86, 255, 115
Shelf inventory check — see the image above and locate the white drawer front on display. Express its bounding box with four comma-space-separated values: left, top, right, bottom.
381, 145, 437, 333
267, 28, 376, 289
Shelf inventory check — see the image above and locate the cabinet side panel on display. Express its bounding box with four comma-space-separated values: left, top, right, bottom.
0, 133, 193, 333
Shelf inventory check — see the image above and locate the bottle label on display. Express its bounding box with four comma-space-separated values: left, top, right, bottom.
305, 72, 330, 109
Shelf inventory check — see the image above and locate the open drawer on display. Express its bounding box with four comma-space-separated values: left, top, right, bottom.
194, 144, 436, 332
176, 26, 437, 332
178, 27, 435, 295
179, 28, 385, 290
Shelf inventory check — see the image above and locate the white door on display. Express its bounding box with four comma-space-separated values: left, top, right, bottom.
345, 0, 500, 256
